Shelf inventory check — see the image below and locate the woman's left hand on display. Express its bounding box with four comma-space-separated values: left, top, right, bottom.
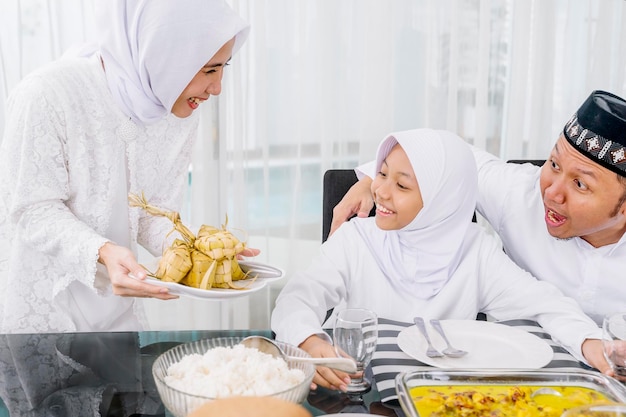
238, 247, 261, 258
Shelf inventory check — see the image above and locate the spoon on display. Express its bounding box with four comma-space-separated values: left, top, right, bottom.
429, 319, 468, 358
240, 336, 358, 373
530, 387, 563, 399
413, 317, 443, 358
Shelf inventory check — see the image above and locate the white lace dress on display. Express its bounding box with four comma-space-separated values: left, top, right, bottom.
0, 55, 198, 333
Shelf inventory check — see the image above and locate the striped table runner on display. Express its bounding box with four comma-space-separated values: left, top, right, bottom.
371, 317, 589, 405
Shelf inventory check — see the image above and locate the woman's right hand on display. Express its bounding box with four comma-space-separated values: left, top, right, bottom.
299, 335, 351, 392
328, 176, 374, 236
98, 242, 179, 300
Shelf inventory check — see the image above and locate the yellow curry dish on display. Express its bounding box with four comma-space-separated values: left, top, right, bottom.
396, 366, 626, 417
409, 385, 614, 417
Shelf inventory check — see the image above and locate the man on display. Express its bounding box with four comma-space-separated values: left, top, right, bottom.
331, 90, 626, 325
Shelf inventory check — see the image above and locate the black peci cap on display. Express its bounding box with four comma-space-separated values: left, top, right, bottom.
563, 90, 626, 177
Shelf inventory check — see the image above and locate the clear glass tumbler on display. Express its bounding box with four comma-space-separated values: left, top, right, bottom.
333, 308, 378, 394
602, 312, 626, 377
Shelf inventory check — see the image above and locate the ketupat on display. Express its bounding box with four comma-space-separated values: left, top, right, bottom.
156, 239, 193, 283
128, 192, 252, 290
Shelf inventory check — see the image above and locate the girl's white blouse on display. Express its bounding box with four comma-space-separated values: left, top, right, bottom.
0, 55, 198, 333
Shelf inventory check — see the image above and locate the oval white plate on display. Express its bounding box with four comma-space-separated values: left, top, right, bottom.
143, 259, 284, 300
397, 319, 553, 369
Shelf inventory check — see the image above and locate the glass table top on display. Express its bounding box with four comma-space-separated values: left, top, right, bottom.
0, 330, 397, 417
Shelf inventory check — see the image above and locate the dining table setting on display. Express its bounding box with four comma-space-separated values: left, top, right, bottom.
0, 314, 625, 417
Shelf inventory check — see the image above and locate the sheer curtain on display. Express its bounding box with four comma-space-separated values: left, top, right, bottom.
1, 0, 625, 330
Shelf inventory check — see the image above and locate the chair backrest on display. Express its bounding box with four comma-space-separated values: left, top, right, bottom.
507, 159, 545, 167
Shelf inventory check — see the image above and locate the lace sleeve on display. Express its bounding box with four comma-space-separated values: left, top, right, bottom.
3, 77, 108, 288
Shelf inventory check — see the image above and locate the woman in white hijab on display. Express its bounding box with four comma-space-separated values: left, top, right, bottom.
0, 0, 250, 333
271, 128, 609, 391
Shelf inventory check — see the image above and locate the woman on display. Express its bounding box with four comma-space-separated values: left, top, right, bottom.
271, 128, 609, 391
0, 0, 251, 333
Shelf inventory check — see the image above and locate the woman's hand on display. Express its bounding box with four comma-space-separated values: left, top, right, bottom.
238, 247, 261, 258
98, 242, 179, 300
299, 335, 352, 392
329, 176, 374, 236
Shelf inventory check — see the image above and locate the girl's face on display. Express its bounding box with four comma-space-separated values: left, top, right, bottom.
171, 38, 236, 118
371, 144, 424, 230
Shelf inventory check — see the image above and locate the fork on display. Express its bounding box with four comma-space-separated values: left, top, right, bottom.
429, 319, 468, 358
238, 260, 282, 278
413, 317, 443, 358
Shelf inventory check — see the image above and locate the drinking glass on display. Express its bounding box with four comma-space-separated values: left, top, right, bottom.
333, 308, 378, 394
602, 312, 626, 377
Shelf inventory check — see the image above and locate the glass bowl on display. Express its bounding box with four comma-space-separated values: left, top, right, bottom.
152, 336, 315, 417
562, 404, 626, 417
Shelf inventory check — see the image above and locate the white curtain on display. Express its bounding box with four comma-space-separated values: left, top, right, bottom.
1, 0, 625, 330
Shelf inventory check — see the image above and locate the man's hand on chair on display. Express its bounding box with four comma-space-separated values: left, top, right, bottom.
329, 176, 374, 236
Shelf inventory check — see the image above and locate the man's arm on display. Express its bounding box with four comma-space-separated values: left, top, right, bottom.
329, 161, 375, 236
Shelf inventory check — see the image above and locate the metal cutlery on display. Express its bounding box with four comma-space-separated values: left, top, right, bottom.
238, 260, 283, 278
530, 387, 563, 399
413, 317, 443, 358
429, 319, 468, 358
240, 336, 357, 373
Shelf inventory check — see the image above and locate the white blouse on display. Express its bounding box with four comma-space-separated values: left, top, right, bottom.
0, 55, 198, 333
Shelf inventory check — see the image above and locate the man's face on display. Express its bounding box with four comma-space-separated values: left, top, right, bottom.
539, 134, 626, 247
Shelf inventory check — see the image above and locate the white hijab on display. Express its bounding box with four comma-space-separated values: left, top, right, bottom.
354, 129, 478, 298
94, 0, 250, 124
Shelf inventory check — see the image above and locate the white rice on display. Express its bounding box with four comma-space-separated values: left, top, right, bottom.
164, 344, 306, 398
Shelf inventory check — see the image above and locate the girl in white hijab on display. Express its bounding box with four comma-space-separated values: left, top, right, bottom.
271, 128, 608, 391
0, 0, 251, 333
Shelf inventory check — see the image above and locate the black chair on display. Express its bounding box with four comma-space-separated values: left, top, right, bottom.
507, 159, 545, 167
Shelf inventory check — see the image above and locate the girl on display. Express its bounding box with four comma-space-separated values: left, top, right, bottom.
271, 128, 608, 391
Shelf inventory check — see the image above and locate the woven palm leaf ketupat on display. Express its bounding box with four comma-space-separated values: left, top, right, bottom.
193, 224, 247, 287
180, 248, 214, 288
157, 239, 193, 282
128, 192, 251, 290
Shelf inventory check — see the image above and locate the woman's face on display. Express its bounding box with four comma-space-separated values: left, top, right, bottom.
171, 38, 236, 118
371, 144, 424, 230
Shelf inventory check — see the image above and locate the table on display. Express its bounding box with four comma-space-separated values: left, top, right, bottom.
0, 329, 395, 417
0, 320, 592, 417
